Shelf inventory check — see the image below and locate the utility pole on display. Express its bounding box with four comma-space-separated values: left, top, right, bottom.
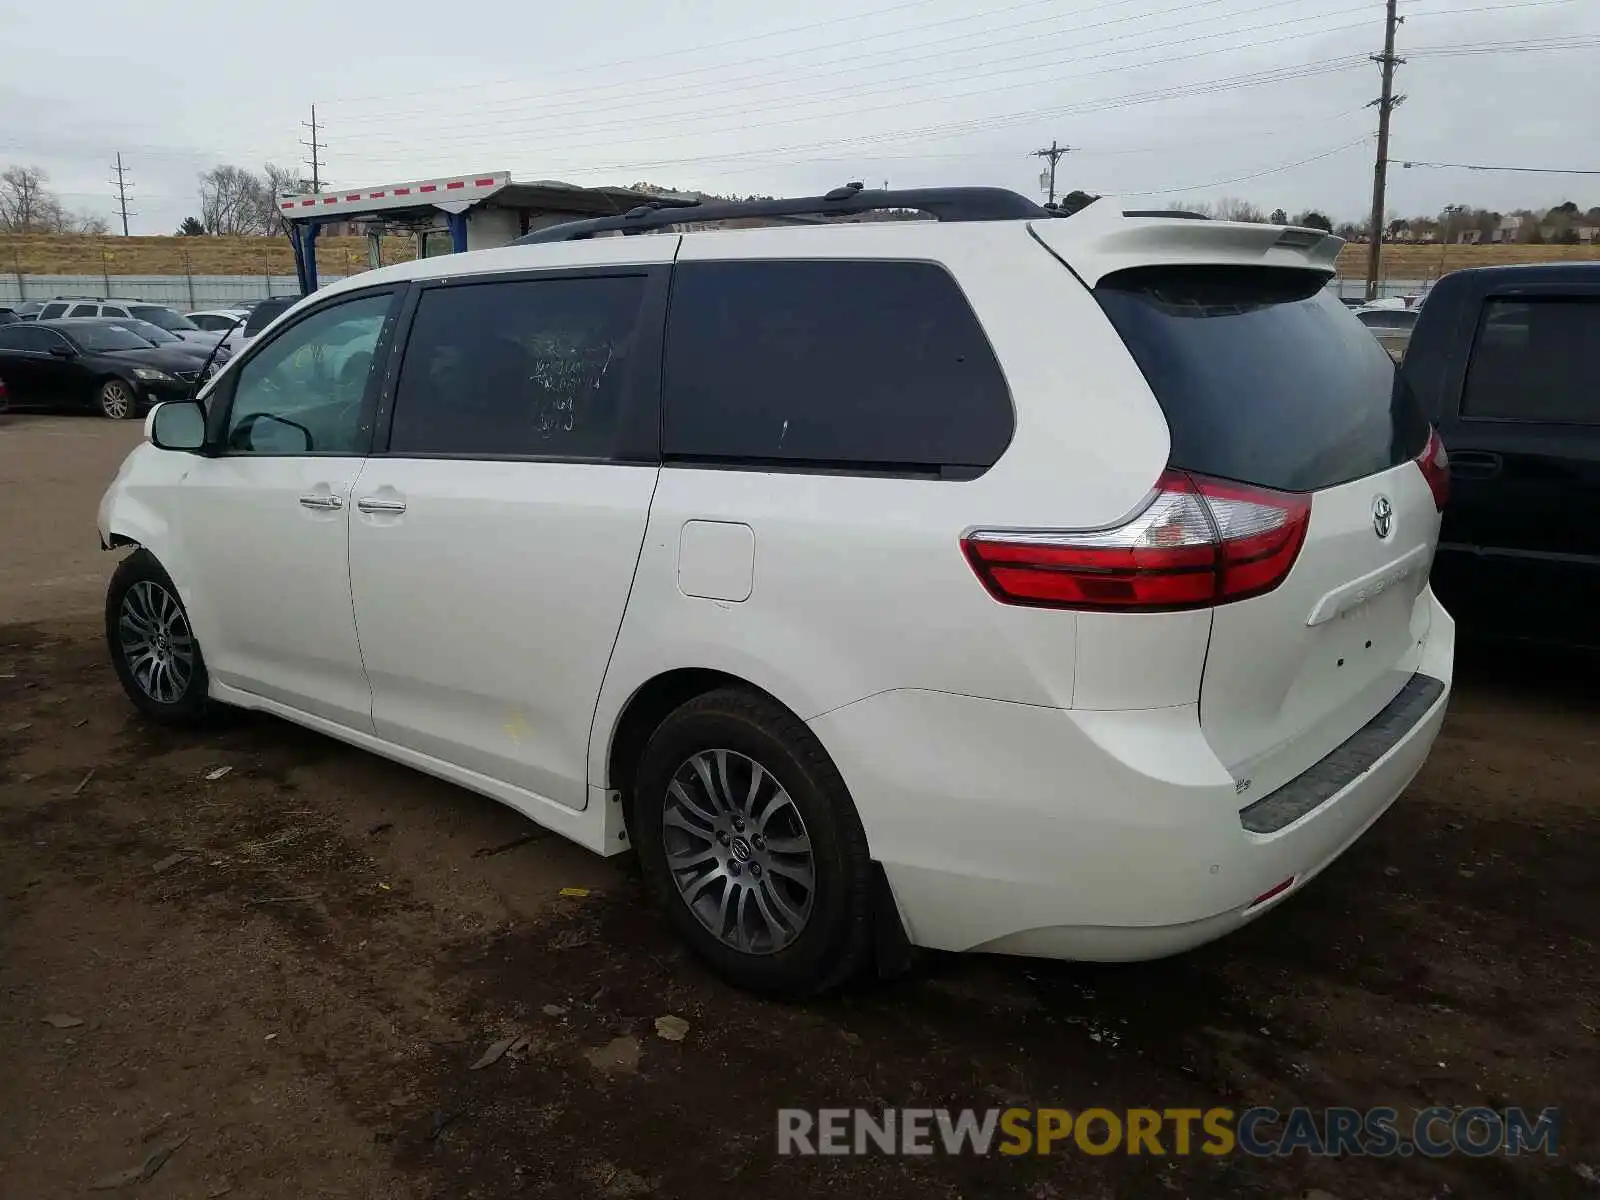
301, 105, 324, 193
1364, 0, 1406, 301
109, 152, 134, 236
1032, 140, 1072, 207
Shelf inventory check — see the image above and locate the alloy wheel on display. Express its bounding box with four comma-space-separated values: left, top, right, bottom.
100, 381, 133, 419
117, 581, 195, 704
661, 748, 816, 955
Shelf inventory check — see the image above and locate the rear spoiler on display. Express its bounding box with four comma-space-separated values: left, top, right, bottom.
1033, 197, 1342, 287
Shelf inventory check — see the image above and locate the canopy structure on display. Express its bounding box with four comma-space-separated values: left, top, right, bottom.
276, 172, 674, 293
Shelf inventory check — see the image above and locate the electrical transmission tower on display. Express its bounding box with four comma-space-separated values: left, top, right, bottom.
109, 152, 135, 235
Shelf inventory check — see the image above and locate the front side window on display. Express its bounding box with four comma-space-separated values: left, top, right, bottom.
0, 326, 57, 352
388, 275, 647, 457
103, 306, 130, 318
68, 304, 99, 318
1462, 297, 1599, 425
39, 303, 69, 320
662, 260, 1013, 474
224, 292, 392, 455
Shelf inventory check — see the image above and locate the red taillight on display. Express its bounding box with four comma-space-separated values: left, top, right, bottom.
1416, 427, 1449, 511
963, 469, 1310, 613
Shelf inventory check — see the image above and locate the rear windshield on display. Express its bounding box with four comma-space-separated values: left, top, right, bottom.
245, 299, 295, 335
1097, 267, 1428, 492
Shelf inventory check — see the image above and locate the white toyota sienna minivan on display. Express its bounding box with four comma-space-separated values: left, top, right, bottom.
98, 187, 1454, 996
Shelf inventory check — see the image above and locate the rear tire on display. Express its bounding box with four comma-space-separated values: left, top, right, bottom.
105, 550, 210, 724
631, 687, 874, 998
97, 378, 137, 420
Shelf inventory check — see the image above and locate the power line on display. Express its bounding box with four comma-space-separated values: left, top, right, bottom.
108, 152, 135, 236
1110, 135, 1373, 195
318, 0, 1130, 108
1398, 159, 1600, 175
1365, 0, 1404, 302
301, 105, 324, 193
324, 0, 1308, 130
346, 24, 1379, 163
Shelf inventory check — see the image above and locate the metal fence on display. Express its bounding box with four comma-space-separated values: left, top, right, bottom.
0, 273, 351, 312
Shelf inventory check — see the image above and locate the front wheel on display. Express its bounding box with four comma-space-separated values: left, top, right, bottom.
631, 688, 874, 997
105, 551, 210, 723
97, 378, 137, 420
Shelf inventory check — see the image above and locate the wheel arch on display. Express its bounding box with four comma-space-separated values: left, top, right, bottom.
604, 668, 776, 814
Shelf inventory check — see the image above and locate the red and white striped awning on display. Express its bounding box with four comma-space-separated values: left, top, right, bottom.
278, 171, 511, 219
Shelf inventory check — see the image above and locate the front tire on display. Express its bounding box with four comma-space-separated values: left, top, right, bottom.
97, 378, 137, 420
632, 687, 874, 998
105, 551, 210, 723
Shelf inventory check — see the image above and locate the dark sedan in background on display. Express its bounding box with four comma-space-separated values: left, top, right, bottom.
0, 319, 203, 419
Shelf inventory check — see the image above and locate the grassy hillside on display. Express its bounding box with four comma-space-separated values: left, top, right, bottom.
5, 232, 1598, 281
1333, 241, 1600, 281
0, 234, 417, 277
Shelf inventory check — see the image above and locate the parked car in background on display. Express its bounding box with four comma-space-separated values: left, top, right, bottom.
217, 296, 297, 358
1403, 263, 1599, 650
7, 302, 45, 322
185, 308, 251, 334
102, 319, 230, 374
0, 310, 18, 326
1355, 305, 1419, 360
45, 301, 228, 353
0, 318, 202, 419
0, 376, 9, 413
97, 191, 1454, 996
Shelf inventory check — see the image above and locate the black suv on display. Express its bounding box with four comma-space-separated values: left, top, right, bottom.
0, 318, 203, 420
1402, 264, 1599, 648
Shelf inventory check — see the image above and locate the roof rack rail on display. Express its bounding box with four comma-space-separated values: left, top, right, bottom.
515, 183, 1052, 244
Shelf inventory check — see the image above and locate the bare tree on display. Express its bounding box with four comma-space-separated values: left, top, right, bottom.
199, 164, 266, 235
0, 165, 51, 230
0, 165, 112, 233
1214, 196, 1266, 223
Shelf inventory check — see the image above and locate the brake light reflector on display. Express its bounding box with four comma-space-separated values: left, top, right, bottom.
1416, 427, 1449, 511
963, 470, 1310, 612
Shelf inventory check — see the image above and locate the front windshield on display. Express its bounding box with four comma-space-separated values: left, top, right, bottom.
118, 321, 178, 344
70, 324, 161, 352
130, 306, 199, 332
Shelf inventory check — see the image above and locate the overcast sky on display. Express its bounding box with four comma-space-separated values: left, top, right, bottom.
1, 0, 1595, 234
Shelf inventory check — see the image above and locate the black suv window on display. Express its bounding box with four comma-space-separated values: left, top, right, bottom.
389, 275, 647, 458
662, 260, 1012, 475
1097, 267, 1427, 492
1462, 297, 1599, 425
244, 298, 295, 336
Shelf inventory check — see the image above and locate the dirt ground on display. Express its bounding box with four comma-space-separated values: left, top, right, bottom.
0, 413, 1595, 1200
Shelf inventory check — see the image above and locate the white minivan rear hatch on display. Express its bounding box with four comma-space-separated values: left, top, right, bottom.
1093, 262, 1446, 799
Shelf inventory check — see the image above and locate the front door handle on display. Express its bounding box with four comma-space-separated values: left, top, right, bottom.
298, 492, 343, 510
356, 496, 407, 515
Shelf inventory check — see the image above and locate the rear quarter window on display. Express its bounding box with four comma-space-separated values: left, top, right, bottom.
1096, 266, 1427, 493
1461, 297, 1599, 425
662, 259, 1013, 476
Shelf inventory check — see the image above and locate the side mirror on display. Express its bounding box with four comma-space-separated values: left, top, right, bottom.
148, 400, 206, 451
48, 344, 73, 358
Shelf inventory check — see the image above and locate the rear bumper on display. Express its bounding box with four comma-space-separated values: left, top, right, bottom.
810, 590, 1454, 961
